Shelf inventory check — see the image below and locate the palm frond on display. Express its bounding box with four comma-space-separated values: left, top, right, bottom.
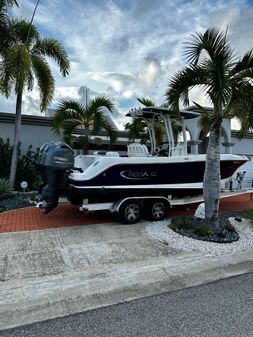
9, 19, 39, 45
231, 49, 253, 75
0, 57, 13, 96
35, 38, 70, 77
231, 68, 253, 83
184, 31, 204, 64
100, 119, 118, 146
227, 84, 253, 138
184, 27, 233, 65
26, 69, 34, 91
165, 63, 208, 111
52, 99, 85, 134
125, 118, 147, 142
203, 58, 232, 106
61, 120, 80, 145
5, 44, 31, 94
0, 0, 19, 7
31, 55, 54, 110
137, 97, 156, 106
92, 110, 104, 134
87, 96, 114, 114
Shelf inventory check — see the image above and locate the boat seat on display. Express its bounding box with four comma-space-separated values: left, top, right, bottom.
172, 144, 187, 156
127, 143, 149, 157
74, 155, 95, 171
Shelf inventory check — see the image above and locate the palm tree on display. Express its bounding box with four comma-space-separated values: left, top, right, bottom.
125, 117, 148, 143
0, 0, 18, 50
165, 27, 253, 230
0, 18, 70, 188
125, 98, 155, 144
52, 96, 118, 153
125, 97, 165, 148
125, 97, 182, 152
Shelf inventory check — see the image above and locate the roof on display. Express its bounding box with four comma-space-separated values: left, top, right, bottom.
126, 106, 200, 119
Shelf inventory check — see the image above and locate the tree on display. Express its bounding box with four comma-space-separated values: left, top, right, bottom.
0, 18, 70, 188
125, 97, 180, 151
52, 96, 118, 153
125, 97, 165, 147
125, 117, 148, 143
0, 0, 18, 50
165, 27, 253, 230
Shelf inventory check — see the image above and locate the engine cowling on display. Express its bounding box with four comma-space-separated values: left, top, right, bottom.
37, 141, 74, 214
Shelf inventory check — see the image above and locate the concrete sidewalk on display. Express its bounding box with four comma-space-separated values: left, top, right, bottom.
0, 221, 253, 331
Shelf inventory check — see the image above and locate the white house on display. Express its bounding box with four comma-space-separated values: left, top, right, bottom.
0, 107, 252, 188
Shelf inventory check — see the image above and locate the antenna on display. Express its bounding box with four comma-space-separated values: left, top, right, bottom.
26, 0, 40, 44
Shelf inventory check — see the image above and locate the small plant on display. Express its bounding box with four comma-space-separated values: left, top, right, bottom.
29, 194, 42, 205
170, 216, 192, 230
15, 145, 41, 191
0, 178, 11, 199
224, 223, 236, 233
244, 209, 253, 226
0, 139, 41, 191
194, 224, 214, 237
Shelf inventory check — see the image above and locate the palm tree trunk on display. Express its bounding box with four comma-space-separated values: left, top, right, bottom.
203, 111, 222, 230
82, 128, 90, 154
9, 92, 22, 189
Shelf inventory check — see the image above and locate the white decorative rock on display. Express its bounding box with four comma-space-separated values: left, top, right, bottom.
194, 202, 205, 219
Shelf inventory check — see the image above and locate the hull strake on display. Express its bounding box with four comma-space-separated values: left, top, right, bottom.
67, 185, 204, 203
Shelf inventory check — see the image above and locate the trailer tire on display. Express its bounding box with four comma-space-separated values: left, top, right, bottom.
119, 199, 144, 224
147, 199, 169, 221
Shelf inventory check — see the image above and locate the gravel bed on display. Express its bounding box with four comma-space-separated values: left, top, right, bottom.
145, 217, 253, 256
0, 192, 37, 212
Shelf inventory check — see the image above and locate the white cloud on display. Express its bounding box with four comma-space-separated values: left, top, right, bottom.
137, 58, 162, 89
2, 0, 250, 125
209, 5, 253, 56
123, 90, 134, 99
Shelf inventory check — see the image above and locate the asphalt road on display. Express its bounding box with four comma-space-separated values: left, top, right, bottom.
1, 273, 252, 337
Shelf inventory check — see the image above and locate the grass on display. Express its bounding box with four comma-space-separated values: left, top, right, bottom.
194, 225, 214, 237
0, 178, 11, 199
243, 209, 253, 226
169, 214, 238, 239
224, 223, 237, 233
170, 216, 215, 237
170, 216, 192, 230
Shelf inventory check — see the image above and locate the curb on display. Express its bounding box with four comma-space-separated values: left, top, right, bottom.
0, 250, 252, 331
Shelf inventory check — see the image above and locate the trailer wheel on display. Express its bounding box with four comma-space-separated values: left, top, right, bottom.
119, 200, 144, 224
148, 199, 169, 221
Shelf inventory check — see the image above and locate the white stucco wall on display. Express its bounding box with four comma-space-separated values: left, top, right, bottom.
231, 135, 253, 189
0, 122, 61, 153
232, 136, 253, 156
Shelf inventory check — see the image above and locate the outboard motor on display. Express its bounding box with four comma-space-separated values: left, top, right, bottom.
37, 141, 74, 214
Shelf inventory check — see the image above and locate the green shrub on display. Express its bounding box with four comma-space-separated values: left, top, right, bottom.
15, 145, 41, 190
244, 209, 253, 225
224, 223, 236, 233
170, 216, 192, 230
194, 225, 214, 237
0, 178, 11, 199
0, 138, 41, 191
0, 138, 12, 178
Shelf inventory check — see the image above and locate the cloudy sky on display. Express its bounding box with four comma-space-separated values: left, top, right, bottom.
1, 0, 253, 128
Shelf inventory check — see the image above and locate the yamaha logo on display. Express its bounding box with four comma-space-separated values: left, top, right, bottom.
54, 156, 68, 162
120, 170, 157, 180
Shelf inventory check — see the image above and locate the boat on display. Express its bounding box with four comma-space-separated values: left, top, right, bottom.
37, 106, 248, 221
